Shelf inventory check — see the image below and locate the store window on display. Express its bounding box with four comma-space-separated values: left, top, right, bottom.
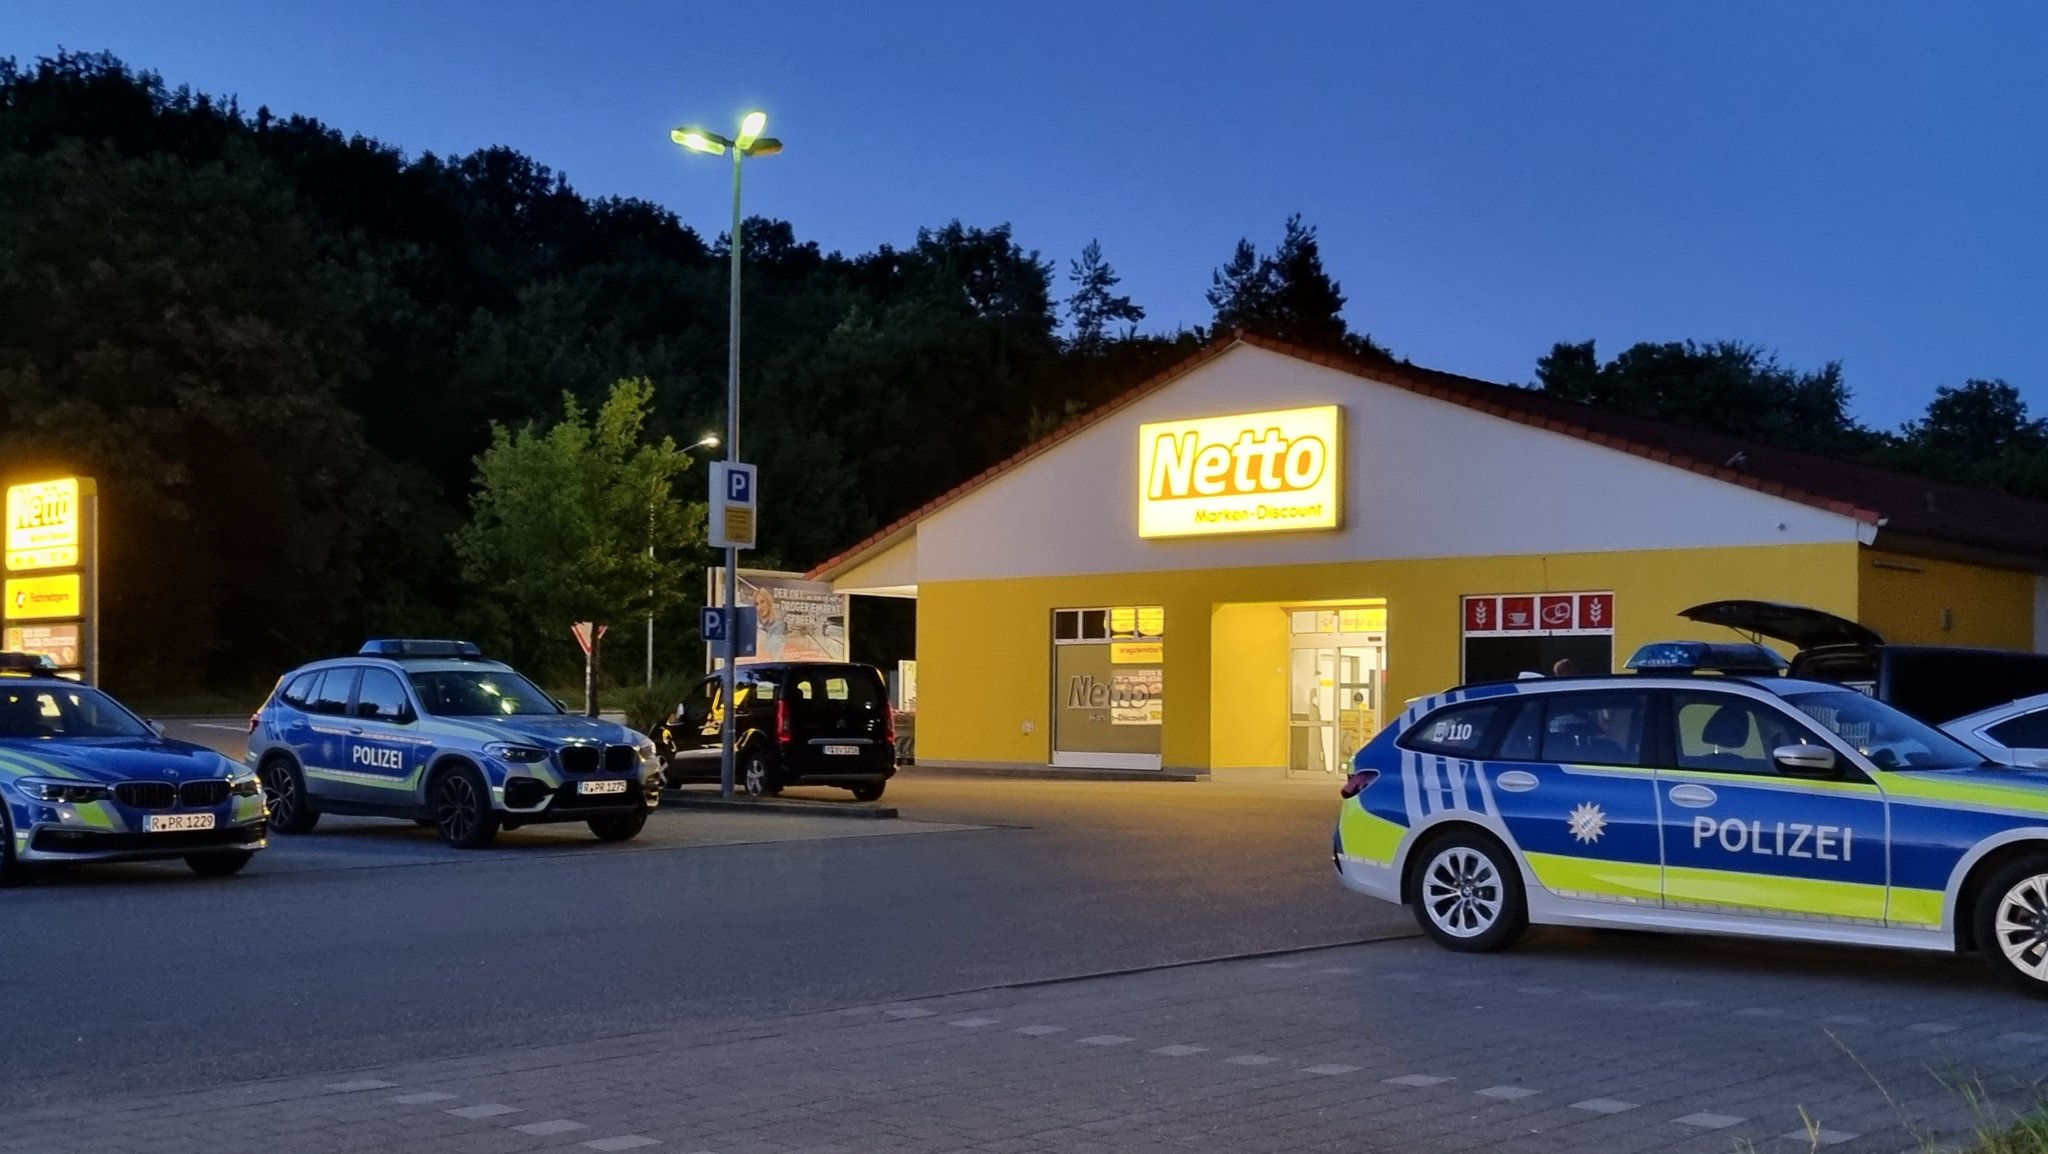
1052, 605, 1164, 769
1462, 591, 1615, 683
1286, 603, 1388, 777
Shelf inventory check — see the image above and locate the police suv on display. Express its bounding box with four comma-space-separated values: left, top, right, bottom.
1334, 641, 2048, 995
247, 640, 660, 848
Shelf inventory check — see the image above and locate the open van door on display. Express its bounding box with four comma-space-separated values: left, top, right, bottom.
1678, 600, 1884, 649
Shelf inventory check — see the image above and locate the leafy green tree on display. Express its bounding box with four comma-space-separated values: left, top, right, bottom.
1535, 339, 1875, 456
1066, 239, 1145, 350
1883, 379, 2048, 498
453, 379, 704, 676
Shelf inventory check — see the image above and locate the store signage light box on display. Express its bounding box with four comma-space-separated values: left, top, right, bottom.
1138, 405, 1343, 539
6, 477, 81, 571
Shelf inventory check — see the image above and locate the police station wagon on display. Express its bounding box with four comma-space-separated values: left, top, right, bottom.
1333, 642, 2048, 995
247, 640, 660, 848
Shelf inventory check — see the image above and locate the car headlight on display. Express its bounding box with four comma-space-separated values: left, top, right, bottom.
18, 778, 109, 804
636, 738, 658, 764
484, 742, 550, 764
230, 774, 263, 798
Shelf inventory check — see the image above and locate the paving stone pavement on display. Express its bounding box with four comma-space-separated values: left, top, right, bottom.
5, 935, 2045, 1153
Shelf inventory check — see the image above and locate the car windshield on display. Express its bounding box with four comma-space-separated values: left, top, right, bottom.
0, 683, 153, 739
1785, 689, 1988, 771
407, 669, 561, 717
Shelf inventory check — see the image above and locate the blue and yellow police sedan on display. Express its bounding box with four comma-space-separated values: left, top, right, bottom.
1334, 642, 2048, 995
1, 653, 267, 881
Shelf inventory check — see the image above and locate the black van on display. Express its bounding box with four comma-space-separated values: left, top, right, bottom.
655, 662, 896, 800
1681, 599, 2048, 724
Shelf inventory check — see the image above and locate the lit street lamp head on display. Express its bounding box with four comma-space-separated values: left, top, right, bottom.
735, 111, 767, 150
670, 127, 730, 155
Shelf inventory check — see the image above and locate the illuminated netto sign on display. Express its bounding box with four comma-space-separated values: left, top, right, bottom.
1137, 405, 1343, 538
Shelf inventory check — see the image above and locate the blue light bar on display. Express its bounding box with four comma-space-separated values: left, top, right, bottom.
1626, 641, 1787, 676
359, 639, 484, 659
0, 651, 58, 674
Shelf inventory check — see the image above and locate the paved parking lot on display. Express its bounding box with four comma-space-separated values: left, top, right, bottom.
5, 930, 2041, 1154
4, 755, 2043, 1152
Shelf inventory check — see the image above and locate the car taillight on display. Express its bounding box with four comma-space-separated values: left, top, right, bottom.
775, 698, 791, 745
1340, 769, 1379, 799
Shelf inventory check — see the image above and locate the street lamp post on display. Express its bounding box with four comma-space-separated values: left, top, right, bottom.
671, 112, 781, 799
647, 434, 721, 686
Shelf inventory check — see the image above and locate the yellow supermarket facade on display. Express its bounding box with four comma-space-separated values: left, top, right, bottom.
814, 337, 2048, 777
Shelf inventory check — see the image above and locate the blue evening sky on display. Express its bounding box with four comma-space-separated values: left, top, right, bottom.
9, 1, 2045, 427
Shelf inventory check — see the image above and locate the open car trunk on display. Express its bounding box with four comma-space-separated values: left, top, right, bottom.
1678, 600, 1885, 651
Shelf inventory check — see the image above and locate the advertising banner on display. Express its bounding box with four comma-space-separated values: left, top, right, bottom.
710, 570, 847, 665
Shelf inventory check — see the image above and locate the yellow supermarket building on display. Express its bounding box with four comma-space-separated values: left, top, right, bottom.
813, 336, 2048, 778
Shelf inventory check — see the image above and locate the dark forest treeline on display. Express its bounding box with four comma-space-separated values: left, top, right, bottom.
2, 53, 2041, 691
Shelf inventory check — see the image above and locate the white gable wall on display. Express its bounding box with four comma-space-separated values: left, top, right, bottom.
912, 344, 1862, 583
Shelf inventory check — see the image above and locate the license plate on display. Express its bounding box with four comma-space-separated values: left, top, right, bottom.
823, 745, 859, 756
146, 813, 216, 833
577, 779, 628, 795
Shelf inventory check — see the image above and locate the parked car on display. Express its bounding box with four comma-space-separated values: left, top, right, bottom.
1, 652, 268, 880
1680, 599, 2048, 724
247, 639, 661, 848
1945, 692, 2048, 768
1333, 642, 2048, 995
655, 662, 895, 800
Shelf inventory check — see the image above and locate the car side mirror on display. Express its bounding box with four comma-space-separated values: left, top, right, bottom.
394, 707, 417, 726
1773, 744, 1839, 779
553, 697, 570, 711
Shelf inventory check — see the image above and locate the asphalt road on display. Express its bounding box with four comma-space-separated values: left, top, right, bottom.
0, 727, 1392, 1109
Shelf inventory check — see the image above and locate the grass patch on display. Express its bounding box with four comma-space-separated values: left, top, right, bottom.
1964, 1111, 2048, 1153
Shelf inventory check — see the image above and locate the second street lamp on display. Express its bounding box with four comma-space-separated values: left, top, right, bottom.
646, 434, 720, 686
670, 112, 781, 799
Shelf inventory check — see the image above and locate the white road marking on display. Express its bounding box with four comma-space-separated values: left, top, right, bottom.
515, 1120, 591, 1136
1655, 998, 1704, 1009
1386, 1074, 1450, 1087
1223, 1055, 1280, 1066
1514, 985, 1560, 995
2001, 1031, 2048, 1044
1570, 1098, 1637, 1114
1735, 1007, 1784, 1018
1303, 1064, 1360, 1076
326, 1080, 397, 1092
447, 1104, 520, 1119
1149, 1044, 1209, 1056
1015, 1025, 1065, 1036
1475, 1086, 1537, 1101
1675, 1112, 1745, 1129
389, 1092, 456, 1104
947, 1017, 998, 1027
1783, 1128, 1857, 1146
1318, 967, 1359, 975
883, 1007, 936, 1019
1907, 1022, 1957, 1034
1262, 961, 1305, 969
1078, 1035, 1134, 1046
582, 1138, 660, 1152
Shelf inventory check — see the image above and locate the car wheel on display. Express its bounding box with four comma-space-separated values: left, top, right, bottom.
587, 812, 648, 842
850, 782, 887, 802
185, 851, 255, 877
742, 750, 781, 798
433, 766, 500, 849
260, 757, 320, 834
1409, 830, 1527, 953
1975, 856, 2048, 996
0, 805, 27, 888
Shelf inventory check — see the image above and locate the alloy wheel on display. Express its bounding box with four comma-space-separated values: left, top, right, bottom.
437, 775, 479, 842
1994, 872, 2048, 982
1421, 846, 1503, 939
263, 764, 295, 826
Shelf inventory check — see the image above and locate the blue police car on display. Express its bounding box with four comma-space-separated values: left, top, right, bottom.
1, 652, 267, 881
1335, 641, 2048, 995
246, 640, 661, 848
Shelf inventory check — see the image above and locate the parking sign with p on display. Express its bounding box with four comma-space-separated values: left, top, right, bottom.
709, 462, 758, 550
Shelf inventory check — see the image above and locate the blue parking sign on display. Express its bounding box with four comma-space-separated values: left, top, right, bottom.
726, 467, 752, 504
700, 606, 726, 642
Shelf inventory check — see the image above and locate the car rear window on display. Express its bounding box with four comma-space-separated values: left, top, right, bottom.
1400, 701, 1503, 757
788, 668, 884, 708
